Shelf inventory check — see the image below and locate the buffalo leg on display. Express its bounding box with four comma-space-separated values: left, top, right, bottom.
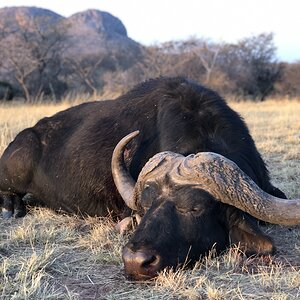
14, 194, 26, 218
0, 128, 42, 219
1, 193, 26, 218
2, 194, 13, 219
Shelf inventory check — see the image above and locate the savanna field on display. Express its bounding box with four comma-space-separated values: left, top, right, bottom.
0, 98, 299, 299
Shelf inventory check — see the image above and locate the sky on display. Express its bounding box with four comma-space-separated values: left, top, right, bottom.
1, 0, 299, 62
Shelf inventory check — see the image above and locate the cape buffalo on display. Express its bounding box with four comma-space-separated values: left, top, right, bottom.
0, 77, 298, 280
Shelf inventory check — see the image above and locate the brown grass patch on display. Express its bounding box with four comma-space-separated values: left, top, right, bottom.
0, 98, 299, 299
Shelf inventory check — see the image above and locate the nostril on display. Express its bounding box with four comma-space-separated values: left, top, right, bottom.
122, 246, 161, 279
142, 254, 160, 268
131, 250, 160, 269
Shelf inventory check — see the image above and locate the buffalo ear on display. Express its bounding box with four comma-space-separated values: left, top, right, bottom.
268, 185, 287, 199
227, 209, 275, 256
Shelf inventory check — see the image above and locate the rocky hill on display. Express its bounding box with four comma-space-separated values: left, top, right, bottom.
0, 6, 144, 100
64, 9, 141, 63
0, 6, 141, 59
0, 6, 63, 31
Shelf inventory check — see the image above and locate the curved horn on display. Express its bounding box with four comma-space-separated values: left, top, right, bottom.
183, 152, 300, 226
111, 131, 140, 210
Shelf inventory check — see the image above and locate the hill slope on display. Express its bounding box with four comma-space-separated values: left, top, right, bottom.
0, 6, 143, 99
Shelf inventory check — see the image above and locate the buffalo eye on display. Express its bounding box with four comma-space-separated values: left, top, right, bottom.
174, 188, 215, 216
190, 206, 205, 216
176, 205, 204, 216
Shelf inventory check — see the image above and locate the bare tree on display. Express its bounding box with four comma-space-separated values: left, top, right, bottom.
138, 34, 281, 100
174, 38, 220, 84
131, 45, 180, 80
65, 56, 106, 96
0, 16, 67, 101
274, 62, 300, 98
218, 33, 281, 100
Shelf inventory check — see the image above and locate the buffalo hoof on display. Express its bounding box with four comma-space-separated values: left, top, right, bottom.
115, 214, 142, 235
2, 208, 13, 219
14, 208, 26, 218
115, 217, 133, 235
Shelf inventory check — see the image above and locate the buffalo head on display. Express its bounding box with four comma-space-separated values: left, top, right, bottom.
112, 131, 300, 280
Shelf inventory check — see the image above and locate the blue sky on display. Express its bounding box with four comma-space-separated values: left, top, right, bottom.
1, 0, 300, 62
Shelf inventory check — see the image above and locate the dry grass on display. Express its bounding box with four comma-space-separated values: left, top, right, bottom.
230, 100, 300, 198
0, 98, 300, 299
